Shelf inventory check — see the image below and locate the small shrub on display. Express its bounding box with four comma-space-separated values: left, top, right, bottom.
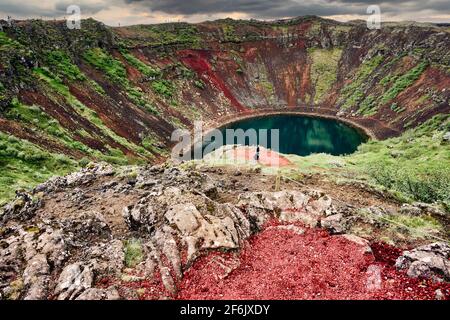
194, 80, 205, 89
124, 239, 143, 268
151, 80, 174, 98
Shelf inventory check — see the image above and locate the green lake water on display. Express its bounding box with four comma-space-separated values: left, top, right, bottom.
200, 115, 368, 157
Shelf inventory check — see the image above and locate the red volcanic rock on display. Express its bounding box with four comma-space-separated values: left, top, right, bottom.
177, 221, 450, 300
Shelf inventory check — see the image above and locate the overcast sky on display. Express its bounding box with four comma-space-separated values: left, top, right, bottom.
0, 0, 448, 26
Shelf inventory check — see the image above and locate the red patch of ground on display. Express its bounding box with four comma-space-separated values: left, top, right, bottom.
231, 147, 292, 167
178, 50, 247, 112
177, 221, 450, 300
370, 242, 403, 266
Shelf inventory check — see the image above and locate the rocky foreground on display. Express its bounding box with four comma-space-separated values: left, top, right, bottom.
0, 162, 449, 300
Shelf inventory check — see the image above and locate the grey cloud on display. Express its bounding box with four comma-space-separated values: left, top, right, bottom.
54, 1, 107, 15
124, 0, 364, 17
0, 0, 448, 22
124, 0, 449, 17
0, 1, 56, 17
0, 0, 109, 18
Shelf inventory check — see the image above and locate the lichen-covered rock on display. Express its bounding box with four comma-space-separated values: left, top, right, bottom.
36, 228, 69, 268
321, 214, 346, 234
86, 240, 125, 275
165, 204, 201, 235
400, 204, 423, 216
442, 131, 450, 142
165, 202, 239, 261
395, 242, 450, 281
238, 191, 334, 228
34, 176, 67, 194
65, 163, 115, 187
60, 211, 111, 242
402, 202, 447, 218
0, 191, 41, 223
22, 254, 50, 300
122, 196, 157, 232
54, 262, 94, 300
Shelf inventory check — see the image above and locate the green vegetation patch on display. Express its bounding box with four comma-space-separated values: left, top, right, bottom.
151, 79, 174, 98
124, 238, 143, 268
340, 55, 384, 110
5, 97, 93, 154
120, 49, 161, 78
353, 207, 444, 242
33, 66, 153, 162
194, 79, 206, 90
121, 23, 201, 47
0, 132, 78, 206
350, 115, 450, 207
308, 48, 342, 103
380, 61, 428, 104
357, 95, 377, 116
42, 50, 105, 95
390, 102, 406, 113
0, 31, 20, 48
0, 82, 5, 101
222, 24, 240, 42
45, 51, 86, 82
84, 48, 159, 114
83, 48, 128, 86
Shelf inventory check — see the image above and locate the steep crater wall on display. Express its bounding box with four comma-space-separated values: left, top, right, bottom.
0, 17, 449, 200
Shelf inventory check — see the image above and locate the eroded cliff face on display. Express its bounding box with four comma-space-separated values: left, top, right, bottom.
0, 16, 449, 201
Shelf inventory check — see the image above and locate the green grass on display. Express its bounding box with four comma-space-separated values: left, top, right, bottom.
33, 66, 154, 162
5, 97, 94, 154
194, 79, 206, 89
84, 48, 159, 114
141, 135, 166, 155
223, 24, 240, 42
43, 50, 105, 94
0, 31, 20, 48
349, 115, 450, 207
388, 214, 442, 232
147, 24, 201, 46
151, 79, 174, 99
0, 82, 5, 101
309, 48, 342, 103
124, 238, 143, 268
380, 61, 428, 104
83, 48, 128, 86
340, 55, 384, 109
357, 95, 377, 116
390, 102, 406, 113
126, 86, 160, 115
121, 24, 201, 47
45, 50, 86, 82
353, 207, 444, 242
120, 49, 161, 79
0, 132, 78, 205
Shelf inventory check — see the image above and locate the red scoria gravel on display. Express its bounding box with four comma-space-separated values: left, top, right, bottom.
176, 220, 450, 300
